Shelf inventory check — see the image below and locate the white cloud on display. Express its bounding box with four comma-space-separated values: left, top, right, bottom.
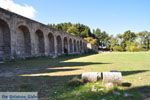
0, 0, 36, 18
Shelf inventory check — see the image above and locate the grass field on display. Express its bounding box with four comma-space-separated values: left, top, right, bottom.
0, 52, 150, 100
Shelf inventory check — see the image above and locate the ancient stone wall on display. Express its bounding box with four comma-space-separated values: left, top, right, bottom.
87, 43, 98, 53
0, 7, 88, 59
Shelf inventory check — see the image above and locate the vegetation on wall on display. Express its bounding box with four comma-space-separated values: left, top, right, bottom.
84, 37, 97, 45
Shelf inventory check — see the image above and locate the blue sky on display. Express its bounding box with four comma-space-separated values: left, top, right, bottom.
10, 0, 150, 35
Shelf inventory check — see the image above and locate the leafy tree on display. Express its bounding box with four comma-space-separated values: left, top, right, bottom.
93, 28, 101, 37
110, 37, 119, 50
67, 26, 79, 36
123, 30, 136, 42
120, 30, 137, 50
120, 40, 126, 51
137, 31, 150, 50
48, 22, 91, 38
126, 41, 139, 52
92, 28, 111, 49
113, 46, 123, 51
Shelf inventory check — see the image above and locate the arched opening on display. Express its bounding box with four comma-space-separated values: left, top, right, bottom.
64, 37, 68, 54
18, 25, 31, 57
74, 40, 76, 52
69, 38, 73, 53
77, 41, 79, 52
0, 19, 11, 58
80, 41, 82, 53
56, 35, 62, 54
83, 43, 86, 52
35, 30, 45, 55
48, 33, 55, 54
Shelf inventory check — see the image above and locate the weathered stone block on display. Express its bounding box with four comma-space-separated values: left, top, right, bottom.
82, 72, 101, 82
103, 72, 122, 84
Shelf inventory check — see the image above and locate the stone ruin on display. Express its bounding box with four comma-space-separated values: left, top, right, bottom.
0, 7, 90, 60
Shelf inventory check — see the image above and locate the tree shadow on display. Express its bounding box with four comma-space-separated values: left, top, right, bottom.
0, 61, 111, 77
121, 70, 150, 76
121, 82, 132, 87
50, 62, 111, 68
0, 54, 97, 69
25, 53, 95, 62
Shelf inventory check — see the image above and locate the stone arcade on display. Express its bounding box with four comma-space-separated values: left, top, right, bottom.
0, 7, 88, 59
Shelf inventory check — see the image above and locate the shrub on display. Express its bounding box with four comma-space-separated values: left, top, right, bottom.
68, 77, 84, 87
113, 46, 123, 52
126, 45, 139, 52
138, 45, 148, 51
84, 37, 98, 45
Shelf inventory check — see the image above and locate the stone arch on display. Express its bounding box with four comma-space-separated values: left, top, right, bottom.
69, 38, 73, 53
63, 37, 68, 54
18, 25, 31, 57
35, 29, 45, 55
74, 40, 77, 52
48, 32, 55, 54
0, 19, 11, 58
56, 35, 62, 54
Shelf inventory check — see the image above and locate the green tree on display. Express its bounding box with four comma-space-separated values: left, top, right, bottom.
48, 22, 92, 38
67, 26, 79, 36
121, 30, 137, 50
94, 30, 111, 49
123, 30, 136, 42
138, 31, 150, 50
110, 37, 119, 50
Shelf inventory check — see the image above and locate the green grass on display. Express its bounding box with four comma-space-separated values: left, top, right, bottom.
0, 52, 150, 100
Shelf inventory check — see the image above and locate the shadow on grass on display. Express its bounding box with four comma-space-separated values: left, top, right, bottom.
26, 53, 95, 62
0, 54, 111, 76
121, 82, 132, 87
12, 61, 110, 78
0, 54, 98, 69
50, 62, 111, 68
121, 70, 150, 76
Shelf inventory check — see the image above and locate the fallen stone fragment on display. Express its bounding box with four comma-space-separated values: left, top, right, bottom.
104, 82, 114, 89
124, 93, 133, 98
101, 98, 106, 100
91, 86, 98, 92
103, 72, 122, 84
113, 91, 121, 95
82, 72, 101, 82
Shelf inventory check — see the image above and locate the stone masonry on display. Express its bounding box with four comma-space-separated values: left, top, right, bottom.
0, 7, 88, 59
